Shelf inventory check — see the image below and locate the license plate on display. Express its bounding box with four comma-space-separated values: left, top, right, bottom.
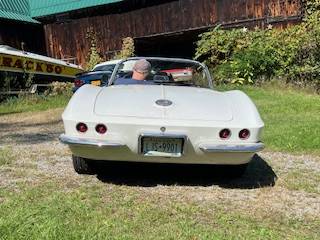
91, 80, 101, 86
141, 137, 184, 156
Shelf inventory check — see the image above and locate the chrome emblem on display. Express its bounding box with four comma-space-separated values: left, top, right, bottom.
156, 99, 172, 106
160, 127, 166, 132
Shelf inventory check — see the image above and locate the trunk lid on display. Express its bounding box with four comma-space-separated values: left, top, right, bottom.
162, 85, 232, 121
94, 85, 164, 118
94, 85, 233, 121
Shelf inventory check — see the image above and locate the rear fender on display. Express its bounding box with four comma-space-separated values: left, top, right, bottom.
62, 85, 102, 121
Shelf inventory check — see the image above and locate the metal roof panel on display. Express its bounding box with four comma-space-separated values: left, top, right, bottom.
0, 0, 39, 23
30, 0, 123, 18
0, 9, 39, 23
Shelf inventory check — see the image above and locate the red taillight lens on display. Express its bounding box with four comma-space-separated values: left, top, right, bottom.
76, 122, 88, 133
74, 79, 84, 87
239, 129, 250, 140
219, 129, 231, 139
95, 124, 107, 134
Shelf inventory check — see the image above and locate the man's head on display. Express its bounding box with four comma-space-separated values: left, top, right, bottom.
132, 59, 151, 80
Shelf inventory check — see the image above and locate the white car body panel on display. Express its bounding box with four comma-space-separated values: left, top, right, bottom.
94, 85, 233, 121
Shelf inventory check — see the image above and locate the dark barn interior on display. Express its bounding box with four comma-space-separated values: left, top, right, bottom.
134, 29, 205, 59
0, 20, 45, 54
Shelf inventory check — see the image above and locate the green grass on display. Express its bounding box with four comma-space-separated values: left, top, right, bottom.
0, 147, 15, 166
283, 169, 320, 194
0, 94, 70, 115
0, 183, 318, 240
216, 84, 320, 155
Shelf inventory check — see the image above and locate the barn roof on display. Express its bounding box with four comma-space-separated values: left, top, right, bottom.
30, 0, 123, 18
0, 0, 39, 23
0, 0, 125, 23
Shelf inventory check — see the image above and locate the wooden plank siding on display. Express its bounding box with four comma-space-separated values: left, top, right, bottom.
43, 0, 302, 66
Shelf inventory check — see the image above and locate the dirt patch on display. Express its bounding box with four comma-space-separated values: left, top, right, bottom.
0, 109, 319, 222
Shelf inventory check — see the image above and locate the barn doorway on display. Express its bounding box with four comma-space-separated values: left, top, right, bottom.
134, 29, 205, 59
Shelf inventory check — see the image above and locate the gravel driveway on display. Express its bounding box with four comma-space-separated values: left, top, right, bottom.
0, 108, 319, 223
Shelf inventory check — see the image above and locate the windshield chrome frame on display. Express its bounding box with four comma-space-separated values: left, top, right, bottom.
108, 57, 213, 89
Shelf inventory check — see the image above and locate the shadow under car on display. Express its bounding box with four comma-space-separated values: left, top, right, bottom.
95, 154, 277, 189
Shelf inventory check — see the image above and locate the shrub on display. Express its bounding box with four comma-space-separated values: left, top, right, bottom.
0, 72, 32, 92
196, 28, 281, 84
195, 8, 320, 90
85, 27, 103, 71
113, 37, 135, 60
195, 26, 250, 67
46, 82, 73, 96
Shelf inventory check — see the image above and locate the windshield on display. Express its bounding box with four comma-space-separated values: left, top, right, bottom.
93, 64, 116, 71
110, 58, 212, 88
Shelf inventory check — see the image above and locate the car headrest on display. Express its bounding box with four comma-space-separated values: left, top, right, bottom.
153, 75, 170, 82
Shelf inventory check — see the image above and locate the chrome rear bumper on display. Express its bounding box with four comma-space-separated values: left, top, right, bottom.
59, 134, 124, 148
199, 142, 264, 153
60, 134, 264, 154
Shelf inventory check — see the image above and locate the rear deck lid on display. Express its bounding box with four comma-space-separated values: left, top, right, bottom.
94, 85, 233, 121
94, 85, 164, 118
162, 86, 233, 121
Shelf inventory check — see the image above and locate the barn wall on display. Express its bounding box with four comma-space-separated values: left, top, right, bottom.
0, 20, 45, 54
43, 0, 302, 66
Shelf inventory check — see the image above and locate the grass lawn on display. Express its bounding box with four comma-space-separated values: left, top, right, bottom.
216, 84, 320, 155
0, 94, 70, 116
0, 182, 318, 240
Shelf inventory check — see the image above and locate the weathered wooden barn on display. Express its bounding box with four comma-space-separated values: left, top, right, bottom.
2, 0, 304, 66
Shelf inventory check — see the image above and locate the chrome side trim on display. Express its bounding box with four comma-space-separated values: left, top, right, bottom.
199, 142, 264, 153
138, 133, 188, 156
59, 134, 124, 148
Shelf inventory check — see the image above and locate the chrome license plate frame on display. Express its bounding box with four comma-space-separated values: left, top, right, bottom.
139, 135, 186, 157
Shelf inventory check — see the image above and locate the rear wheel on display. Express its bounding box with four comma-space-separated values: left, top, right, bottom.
72, 155, 95, 175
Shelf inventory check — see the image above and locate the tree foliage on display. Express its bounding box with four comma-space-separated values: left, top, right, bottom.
113, 37, 135, 60
85, 27, 102, 71
195, 3, 320, 90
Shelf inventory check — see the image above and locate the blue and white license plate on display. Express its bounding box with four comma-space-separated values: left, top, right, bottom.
141, 137, 184, 157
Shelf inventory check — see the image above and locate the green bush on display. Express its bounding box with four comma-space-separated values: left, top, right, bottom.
195, 8, 320, 90
113, 37, 135, 60
85, 27, 103, 71
196, 28, 281, 84
46, 81, 73, 96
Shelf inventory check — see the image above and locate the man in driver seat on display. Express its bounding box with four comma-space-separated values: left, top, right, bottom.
114, 59, 153, 85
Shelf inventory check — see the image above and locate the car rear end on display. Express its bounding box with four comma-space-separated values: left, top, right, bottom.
61, 85, 264, 165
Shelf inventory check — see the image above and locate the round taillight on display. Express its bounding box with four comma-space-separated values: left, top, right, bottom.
239, 129, 250, 140
219, 129, 231, 139
76, 122, 88, 133
95, 124, 107, 134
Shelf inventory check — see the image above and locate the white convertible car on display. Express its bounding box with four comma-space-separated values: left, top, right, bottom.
60, 57, 264, 176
